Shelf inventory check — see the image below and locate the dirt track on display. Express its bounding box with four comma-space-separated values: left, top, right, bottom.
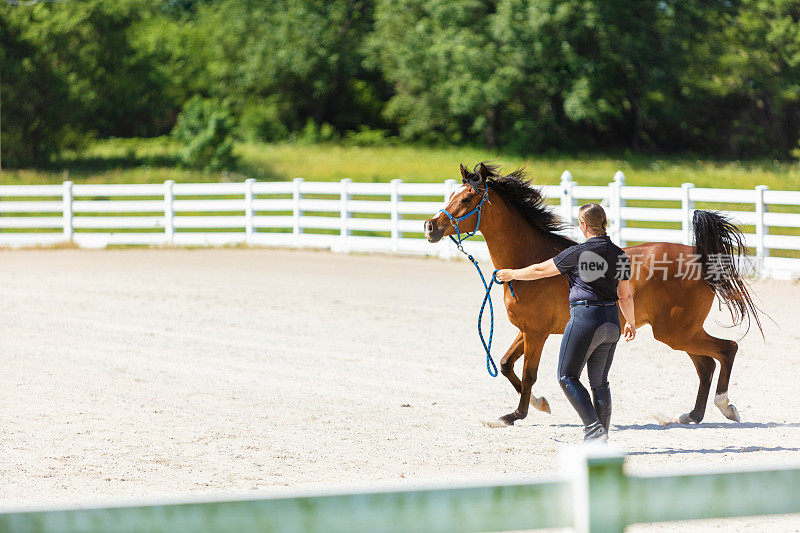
1, 248, 798, 530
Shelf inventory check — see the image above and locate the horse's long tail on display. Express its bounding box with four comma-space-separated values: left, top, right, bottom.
692, 209, 763, 335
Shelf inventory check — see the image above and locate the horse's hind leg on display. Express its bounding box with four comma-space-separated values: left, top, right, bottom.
712, 338, 740, 422
500, 332, 550, 414
685, 331, 740, 422
677, 354, 716, 424
662, 329, 741, 423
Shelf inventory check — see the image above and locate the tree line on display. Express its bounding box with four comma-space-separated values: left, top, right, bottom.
2, 0, 799, 167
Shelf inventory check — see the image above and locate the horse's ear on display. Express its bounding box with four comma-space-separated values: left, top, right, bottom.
459, 164, 469, 181
477, 163, 490, 183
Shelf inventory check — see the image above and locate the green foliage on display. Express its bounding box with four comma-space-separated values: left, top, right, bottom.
0, 0, 177, 165
187, 0, 383, 133
5, 0, 175, 137
3, 0, 800, 167
369, 0, 744, 153
171, 97, 236, 170
237, 99, 292, 143
295, 120, 338, 145
706, 0, 800, 158
0, 12, 75, 166
343, 127, 397, 147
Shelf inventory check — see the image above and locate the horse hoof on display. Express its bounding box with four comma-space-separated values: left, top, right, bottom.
500, 413, 519, 425
484, 418, 513, 428
531, 396, 551, 414
714, 393, 741, 422
653, 412, 675, 425
654, 412, 698, 425
723, 404, 741, 422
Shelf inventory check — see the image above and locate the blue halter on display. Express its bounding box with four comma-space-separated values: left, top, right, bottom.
438, 188, 489, 247
438, 186, 515, 377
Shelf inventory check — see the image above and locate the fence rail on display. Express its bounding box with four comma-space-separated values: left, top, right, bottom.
1, 447, 797, 532
1, 172, 799, 277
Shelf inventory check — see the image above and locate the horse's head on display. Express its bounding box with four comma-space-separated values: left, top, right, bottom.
424, 163, 492, 243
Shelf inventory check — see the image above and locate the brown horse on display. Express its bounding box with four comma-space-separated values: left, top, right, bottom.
424, 163, 762, 427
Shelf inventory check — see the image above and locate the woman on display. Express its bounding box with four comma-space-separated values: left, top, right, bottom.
496, 203, 635, 442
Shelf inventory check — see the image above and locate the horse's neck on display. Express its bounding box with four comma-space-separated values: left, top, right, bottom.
480, 192, 564, 269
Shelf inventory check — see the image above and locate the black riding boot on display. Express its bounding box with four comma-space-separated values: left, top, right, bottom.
592, 384, 612, 433
559, 375, 608, 442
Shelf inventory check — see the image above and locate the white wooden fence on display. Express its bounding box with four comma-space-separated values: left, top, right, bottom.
2, 172, 800, 277
1, 447, 798, 532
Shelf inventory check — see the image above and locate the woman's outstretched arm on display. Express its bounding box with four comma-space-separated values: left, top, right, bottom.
495, 259, 560, 282
617, 279, 636, 341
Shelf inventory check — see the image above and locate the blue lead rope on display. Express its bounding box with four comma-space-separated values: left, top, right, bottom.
451, 237, 516, 377
439, 186, 516, 377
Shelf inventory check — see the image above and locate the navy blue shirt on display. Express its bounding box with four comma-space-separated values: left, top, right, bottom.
553, 235, 631, 303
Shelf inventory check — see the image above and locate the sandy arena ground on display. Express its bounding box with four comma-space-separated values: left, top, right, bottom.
1, 248, 799, 530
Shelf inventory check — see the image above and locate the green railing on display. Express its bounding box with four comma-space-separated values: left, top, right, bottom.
1, 447, 798, 532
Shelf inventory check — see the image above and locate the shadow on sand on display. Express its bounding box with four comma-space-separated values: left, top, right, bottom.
613, 421, 800, 431
627, 445, 800, 456
551, 421, 800, 431
548, 420, 800, 454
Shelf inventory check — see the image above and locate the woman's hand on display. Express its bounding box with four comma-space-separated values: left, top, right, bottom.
623, 322, 636, 341
495, 269, 515, 282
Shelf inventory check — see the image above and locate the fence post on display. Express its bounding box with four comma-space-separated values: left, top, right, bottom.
755, 185, 769, 275
339, 178, 351, 252
62, 180, 73, 242
565, 446, 627, 533
560, 171, 575, 226
440, 179, 457, 258
607, 179, 619, 245
612, 171, 626, 246
681, 182, 695, 245
164, 179, 174, 245
390, 178, 402, 253
293, 177, 304, 247
245, 178, 255, 245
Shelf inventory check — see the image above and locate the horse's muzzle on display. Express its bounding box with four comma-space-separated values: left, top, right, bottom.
424, 218, 444, 243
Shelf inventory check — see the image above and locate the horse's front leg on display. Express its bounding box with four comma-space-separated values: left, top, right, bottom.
499, 331, 525, 393
500, 331, 551, 414
496, 332, 548, 426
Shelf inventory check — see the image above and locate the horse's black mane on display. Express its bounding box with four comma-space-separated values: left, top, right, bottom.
466, 162, 576, 248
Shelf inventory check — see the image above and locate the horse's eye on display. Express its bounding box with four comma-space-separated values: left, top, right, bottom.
460, 195, 473, 204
